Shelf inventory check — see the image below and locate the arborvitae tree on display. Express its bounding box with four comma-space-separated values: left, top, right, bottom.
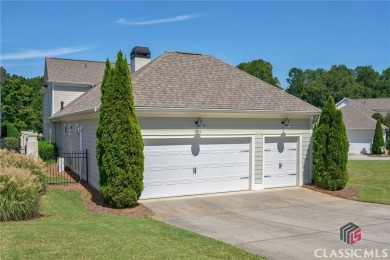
96, 60, 113, 190
96, 51, 144, 208
313, 96, 349, 190
372, 119, 385, 154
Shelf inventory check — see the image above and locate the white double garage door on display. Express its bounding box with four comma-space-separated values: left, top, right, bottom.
142, 137, 299, 199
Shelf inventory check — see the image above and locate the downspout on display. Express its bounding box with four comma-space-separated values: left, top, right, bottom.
310, 116, 314, 183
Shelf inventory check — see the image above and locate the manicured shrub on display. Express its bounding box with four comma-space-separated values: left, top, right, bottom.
1, 123, 20, 138
2, 137, 20, 152
38, 141, 57, 161
0, 149, 46, 192
372, 119, 385, 154
313, 96, 349, 190
97, 51, 144, 208
0, 166, 42, 221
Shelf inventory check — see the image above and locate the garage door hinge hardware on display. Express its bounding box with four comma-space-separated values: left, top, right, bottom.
193, 167, 197, 174
240, 176, 249, 179
265, 149, 271, 151
240, 150, 250, 152
289, 174, 297, 176
264, 175, 271, 177
289, 149, 297, 151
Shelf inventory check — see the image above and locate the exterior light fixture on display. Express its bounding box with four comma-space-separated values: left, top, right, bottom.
282, 118, 292, 128
195, 117, 206, 128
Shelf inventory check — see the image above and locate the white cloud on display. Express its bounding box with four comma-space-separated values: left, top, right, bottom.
115, 14, 199, 26
0, 45, 94, 60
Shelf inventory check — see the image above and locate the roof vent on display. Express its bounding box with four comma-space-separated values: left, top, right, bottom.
130, 46, 151, 73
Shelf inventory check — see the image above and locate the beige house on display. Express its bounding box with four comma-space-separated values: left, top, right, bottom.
336, 98, 389, 154
42, 47, 321, 199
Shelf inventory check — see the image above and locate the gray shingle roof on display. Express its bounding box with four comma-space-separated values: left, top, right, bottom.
354, 98, 390, 116
50, 51, 321, 119
340, 99, 388, 130
45, 57, 107, 85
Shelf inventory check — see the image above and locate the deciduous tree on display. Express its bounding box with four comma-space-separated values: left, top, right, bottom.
237, 59, 281, 89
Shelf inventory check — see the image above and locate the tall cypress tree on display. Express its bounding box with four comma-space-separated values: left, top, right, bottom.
96, 51, 144, 208
96, 59, 112, 188
313, 96, 349, 190
372, 119, 385, 154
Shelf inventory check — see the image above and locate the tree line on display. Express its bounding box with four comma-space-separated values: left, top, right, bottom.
1, 72, 43, 137
237, 60, 390, 108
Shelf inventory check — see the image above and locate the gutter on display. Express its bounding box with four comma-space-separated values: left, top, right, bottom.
49, 106, 321, 121
135, 107, 322, 115
46, 80, 95, 87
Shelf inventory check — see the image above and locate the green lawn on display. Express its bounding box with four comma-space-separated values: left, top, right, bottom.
0, 189, 263, 260
347, 160, 390, 205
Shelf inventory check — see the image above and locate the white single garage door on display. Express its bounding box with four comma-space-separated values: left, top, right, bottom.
142, 138, 250, 199
348, 135, 372, 154
263, 137, 298, 189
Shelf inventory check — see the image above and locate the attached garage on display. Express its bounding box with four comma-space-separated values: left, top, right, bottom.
47, 51, 321, 199
348, 132, 372, 154
263, 137, 299, 189
142, 138, 250, 199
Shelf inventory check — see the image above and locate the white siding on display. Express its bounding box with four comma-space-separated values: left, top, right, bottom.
55, 119, 99, 189
54, 116, 313, 191
42, 86, 52, 141
53, 86, 90, 115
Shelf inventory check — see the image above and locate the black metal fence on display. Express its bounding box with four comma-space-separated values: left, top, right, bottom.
0, 137, 20, 152
45, 150, 88, 185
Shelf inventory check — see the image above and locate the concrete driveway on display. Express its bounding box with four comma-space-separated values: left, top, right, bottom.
143, 188, 390, 259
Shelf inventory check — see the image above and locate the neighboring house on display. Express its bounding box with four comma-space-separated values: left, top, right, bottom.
42, 46, 321, 199
336, 98, 389, 154
355, 98, 390, 117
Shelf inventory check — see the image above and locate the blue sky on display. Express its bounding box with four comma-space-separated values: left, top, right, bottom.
1, 1, 389, 88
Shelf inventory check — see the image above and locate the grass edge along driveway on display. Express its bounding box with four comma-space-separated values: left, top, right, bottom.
347, 160, 390, 205
1, 189, 264, 260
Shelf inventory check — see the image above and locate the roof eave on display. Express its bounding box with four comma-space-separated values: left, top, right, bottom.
46, 80, 96, 87
135, 107, 322, 115
50, 106, 321, 121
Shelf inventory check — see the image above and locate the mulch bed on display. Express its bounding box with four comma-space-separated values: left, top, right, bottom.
47, 183, 154, 218
303, 184, 358, 200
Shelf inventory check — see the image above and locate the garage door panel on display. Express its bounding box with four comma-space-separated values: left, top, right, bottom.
142, 138, 250, 199
264, 137, 298, 189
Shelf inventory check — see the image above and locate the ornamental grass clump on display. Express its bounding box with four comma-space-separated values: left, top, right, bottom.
0, 149, 46, 192
0, 166, 42, 221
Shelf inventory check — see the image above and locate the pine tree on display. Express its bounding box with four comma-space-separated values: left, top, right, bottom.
96, 51, 144, 208
313, 96, 349, 190
372, 119, 384, 154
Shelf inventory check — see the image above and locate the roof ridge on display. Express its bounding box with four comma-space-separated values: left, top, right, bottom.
354, 97, 390, 100
46, 57, 108, 64
132, 51, 170, 79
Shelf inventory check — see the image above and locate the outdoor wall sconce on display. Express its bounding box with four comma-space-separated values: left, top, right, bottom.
195, 117, 206, 128
282, 118, 293, 128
